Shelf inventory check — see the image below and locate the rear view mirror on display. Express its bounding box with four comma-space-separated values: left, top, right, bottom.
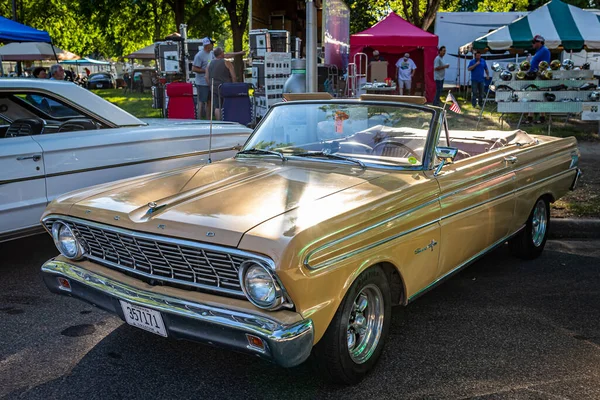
434, 146, 458, 176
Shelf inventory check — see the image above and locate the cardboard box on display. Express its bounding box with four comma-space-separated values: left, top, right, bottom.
369, 61, 388, 82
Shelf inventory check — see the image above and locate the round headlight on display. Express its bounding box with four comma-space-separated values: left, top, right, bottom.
240, 261, 281, 309
51, 221, 84, 260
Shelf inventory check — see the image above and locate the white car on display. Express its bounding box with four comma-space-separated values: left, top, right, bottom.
0, 79, 252, 242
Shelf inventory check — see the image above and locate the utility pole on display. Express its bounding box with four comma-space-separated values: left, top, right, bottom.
12, 0, 17, 21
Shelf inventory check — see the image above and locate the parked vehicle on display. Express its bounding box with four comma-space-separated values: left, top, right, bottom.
0, 79, 252, 242
87, 72, 115, 89
40, 97, 580, 384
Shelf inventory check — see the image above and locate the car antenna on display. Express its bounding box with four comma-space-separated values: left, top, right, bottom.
208, 78, 214, 164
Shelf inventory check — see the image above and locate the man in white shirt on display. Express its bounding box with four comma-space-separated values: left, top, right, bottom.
192, 37, 215, 119
433, 46, 449, 106
395, 53, 416, 95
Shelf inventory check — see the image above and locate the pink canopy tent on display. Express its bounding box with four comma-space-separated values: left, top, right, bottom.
350, 12, 438, 102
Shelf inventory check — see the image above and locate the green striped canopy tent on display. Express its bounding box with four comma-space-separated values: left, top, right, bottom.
460, 0, 600, 53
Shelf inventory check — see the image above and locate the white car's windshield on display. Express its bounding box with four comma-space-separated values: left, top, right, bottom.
242, 103, 434, 167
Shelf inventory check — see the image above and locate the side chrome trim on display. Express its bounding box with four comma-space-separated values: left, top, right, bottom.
306, 219, 440, 270
407, 225, 525, 303
41, 259, 313, 368
1, 147, 236, 186
304, 197, 440, 269
44, 146, 236, 179
304, 167, 577, 270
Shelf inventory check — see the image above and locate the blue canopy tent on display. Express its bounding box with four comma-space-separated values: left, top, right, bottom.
0, 16, 51, 43
0, 16, 54, 75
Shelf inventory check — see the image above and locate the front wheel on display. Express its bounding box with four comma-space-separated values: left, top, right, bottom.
311, 266, 391, 385
509, 197, 550, 259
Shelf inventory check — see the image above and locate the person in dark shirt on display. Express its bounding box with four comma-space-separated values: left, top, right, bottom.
525, 35, 552, 124
206, 47, 236, 120
467, 51, 489, 108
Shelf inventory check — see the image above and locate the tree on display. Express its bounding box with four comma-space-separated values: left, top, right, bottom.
221, 0, 249, 81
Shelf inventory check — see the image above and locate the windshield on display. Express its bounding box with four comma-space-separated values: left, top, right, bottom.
242, 103, 434, 167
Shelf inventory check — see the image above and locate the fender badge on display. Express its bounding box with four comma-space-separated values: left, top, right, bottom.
414, 240, 438, 255
114, 216, 120, 221
157, 224, 166, 230
206, 232, 215, 237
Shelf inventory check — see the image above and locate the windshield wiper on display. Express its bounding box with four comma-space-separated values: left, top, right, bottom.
237, 148, 286, 161
290, 151, 366, 169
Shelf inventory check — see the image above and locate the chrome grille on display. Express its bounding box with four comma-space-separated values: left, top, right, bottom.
44, 218, 252, 297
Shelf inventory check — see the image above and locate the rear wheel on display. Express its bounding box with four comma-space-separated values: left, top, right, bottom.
509, 197, 550, 259
312, 266, 391, 385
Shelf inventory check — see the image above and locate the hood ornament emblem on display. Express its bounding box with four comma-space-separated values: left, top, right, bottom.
146, 201, 166, 215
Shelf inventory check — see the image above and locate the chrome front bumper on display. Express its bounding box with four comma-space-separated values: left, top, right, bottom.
41, 259, 314, 368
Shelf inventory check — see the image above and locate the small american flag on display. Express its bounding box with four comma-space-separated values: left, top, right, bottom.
446, 92, 462, 114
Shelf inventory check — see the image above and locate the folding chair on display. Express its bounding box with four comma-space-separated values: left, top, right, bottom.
166, 82, 196, 119
219, 83, 254, 126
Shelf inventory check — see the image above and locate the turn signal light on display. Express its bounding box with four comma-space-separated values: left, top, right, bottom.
246, 334, 265, 350
57, 277, 71, 291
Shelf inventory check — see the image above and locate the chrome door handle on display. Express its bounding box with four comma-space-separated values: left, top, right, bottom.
504, 156, 517, 164
17, 154, 42, 162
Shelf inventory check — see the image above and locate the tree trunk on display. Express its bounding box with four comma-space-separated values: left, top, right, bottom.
223, 0, 249, 82
231, 26, 244, 81
174, 0, 185, 30
421, 0, 443, 31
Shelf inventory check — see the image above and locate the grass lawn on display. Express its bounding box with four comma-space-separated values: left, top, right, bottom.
94, 89, 599, 218
92, 89, 161, 118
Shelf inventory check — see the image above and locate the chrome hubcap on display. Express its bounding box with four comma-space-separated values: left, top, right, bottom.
531, 200, 547, 247
346, 284, 384, 364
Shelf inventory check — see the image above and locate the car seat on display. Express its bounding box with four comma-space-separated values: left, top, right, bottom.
4, 118, 45, 138
166, 82, 196, 119
219, 83, 253, 126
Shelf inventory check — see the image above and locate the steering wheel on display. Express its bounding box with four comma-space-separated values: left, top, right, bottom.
372, 140, 420, 159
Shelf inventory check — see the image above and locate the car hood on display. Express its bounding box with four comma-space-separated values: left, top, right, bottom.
66, 159, 389, 247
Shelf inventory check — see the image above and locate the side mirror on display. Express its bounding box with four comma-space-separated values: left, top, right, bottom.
434, 146, 458, 176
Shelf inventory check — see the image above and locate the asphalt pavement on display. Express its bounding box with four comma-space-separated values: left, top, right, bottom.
1, 234, 599, 400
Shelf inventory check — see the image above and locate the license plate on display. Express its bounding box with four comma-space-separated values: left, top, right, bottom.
120, 300, 167, 337
97, 83, 103, 88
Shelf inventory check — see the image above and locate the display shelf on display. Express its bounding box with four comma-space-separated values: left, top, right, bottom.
497, 102, 582, 113
492, 69, 594, 82
496, 90, 598, 102
492, 79, 597, 91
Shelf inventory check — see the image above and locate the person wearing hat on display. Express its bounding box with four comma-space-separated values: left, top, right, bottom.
192, 37, 215, 119
525, 35, 551, 124
395, 53, 416, 95
370, 50, 385, 63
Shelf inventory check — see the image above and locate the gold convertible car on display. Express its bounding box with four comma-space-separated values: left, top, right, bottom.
41, 98, 580, 384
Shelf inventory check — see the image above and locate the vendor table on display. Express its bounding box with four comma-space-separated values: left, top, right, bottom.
479, 69, 600, 134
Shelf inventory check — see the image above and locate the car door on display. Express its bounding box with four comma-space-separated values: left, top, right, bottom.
434, 132, 516, 278
0, 135, 46, 239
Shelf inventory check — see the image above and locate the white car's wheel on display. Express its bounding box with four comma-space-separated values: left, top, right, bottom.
312, 266, 391, 384
510, 197, 550, 259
